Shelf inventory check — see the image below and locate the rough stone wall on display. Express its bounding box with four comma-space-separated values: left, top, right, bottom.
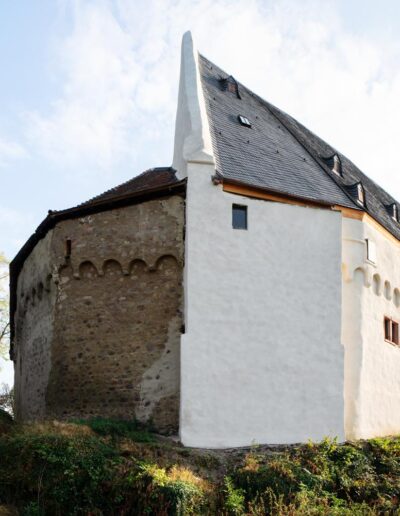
13, 231, 57, 420
14, 195, 184, 433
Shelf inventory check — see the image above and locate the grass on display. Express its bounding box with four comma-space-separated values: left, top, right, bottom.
0, 420, 399, 515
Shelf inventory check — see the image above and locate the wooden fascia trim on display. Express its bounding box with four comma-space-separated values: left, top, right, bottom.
222, 181, 400, 246
222, 182, 329, 209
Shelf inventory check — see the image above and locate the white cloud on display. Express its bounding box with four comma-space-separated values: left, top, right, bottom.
25, 0, 400, 199
0, 207, 36, 259
0, 137, 27, 168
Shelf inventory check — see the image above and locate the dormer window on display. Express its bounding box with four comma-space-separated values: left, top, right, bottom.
220, 75, 241, 99
322, 154, 342, 176
332, 155, 341, 176
357, 183, 365, 206
391, 203, 398, 222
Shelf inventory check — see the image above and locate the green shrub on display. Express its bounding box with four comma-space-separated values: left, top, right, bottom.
223, 476, 245, 515
73, 416, 155, 443
0, 433, 118, 514
119, 462, 209, 515
0, 427, 399, 515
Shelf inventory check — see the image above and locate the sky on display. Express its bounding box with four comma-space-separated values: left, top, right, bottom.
1, 0, 400, 384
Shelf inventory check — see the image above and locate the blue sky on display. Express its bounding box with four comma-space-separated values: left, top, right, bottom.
1, 0, 400, 383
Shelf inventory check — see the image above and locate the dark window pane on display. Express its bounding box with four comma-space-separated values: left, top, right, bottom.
392, 322, 399, 344
232, 204, 247, 229
384, 317, 391, 341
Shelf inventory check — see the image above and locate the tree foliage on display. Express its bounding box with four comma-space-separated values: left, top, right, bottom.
0, 253, 9, 360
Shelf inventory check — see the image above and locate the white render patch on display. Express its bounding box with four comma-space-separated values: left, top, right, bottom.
180, 162, 344, 448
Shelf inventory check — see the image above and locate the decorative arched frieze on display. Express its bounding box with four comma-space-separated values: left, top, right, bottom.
155, 254, 180, 272
72, 254, 182, 280
347, 265, 371, 287
102, 259, 123, 276
394, 288, 400, 308
384, 280, 392, 300
372, 273, 382, 296
79, 261, 99, 279
129, 259, 148, 276
353, 267, 366, 288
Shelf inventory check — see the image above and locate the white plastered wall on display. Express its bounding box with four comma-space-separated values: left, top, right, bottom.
342, 217, 400, 439
180, 169, 345, 447
173, 31, 345, 448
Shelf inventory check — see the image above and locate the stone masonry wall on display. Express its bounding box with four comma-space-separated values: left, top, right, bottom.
14, 231, 57, 421
14, 195, 184, 433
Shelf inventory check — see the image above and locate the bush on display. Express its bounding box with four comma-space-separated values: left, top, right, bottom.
0, 432, 118, 514
0, 427, 399, 515
73, 416, 155, 443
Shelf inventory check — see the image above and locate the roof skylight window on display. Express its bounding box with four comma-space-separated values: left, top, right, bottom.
357, 183, 365, 206
238, 115, 251, 128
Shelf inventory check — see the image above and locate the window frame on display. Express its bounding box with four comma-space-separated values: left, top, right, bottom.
232, 204, 248, 230
357, 183, 365, 205
365, 238, 376, 264
384, 316, 399, 346
392, 203, 398, 222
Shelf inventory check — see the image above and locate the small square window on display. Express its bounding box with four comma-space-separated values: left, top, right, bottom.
232, 204, 247, 230
384, 316, 399, 345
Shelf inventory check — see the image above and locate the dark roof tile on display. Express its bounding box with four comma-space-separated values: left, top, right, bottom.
199, 54, 400, 240
79, 167, 178, 206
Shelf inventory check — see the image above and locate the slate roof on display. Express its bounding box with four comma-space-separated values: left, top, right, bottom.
80, 167, 178, 206
199, 54, 400, 241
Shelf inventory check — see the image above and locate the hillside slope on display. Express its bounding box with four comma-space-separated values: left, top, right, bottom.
0, 417, 399, 515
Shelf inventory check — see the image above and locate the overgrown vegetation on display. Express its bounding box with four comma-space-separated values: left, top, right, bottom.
73, 417, 155, 443
0, 419, 399, 515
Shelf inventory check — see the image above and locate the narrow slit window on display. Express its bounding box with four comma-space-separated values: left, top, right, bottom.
65, 239, 72, 258
232, 204, 247, 230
